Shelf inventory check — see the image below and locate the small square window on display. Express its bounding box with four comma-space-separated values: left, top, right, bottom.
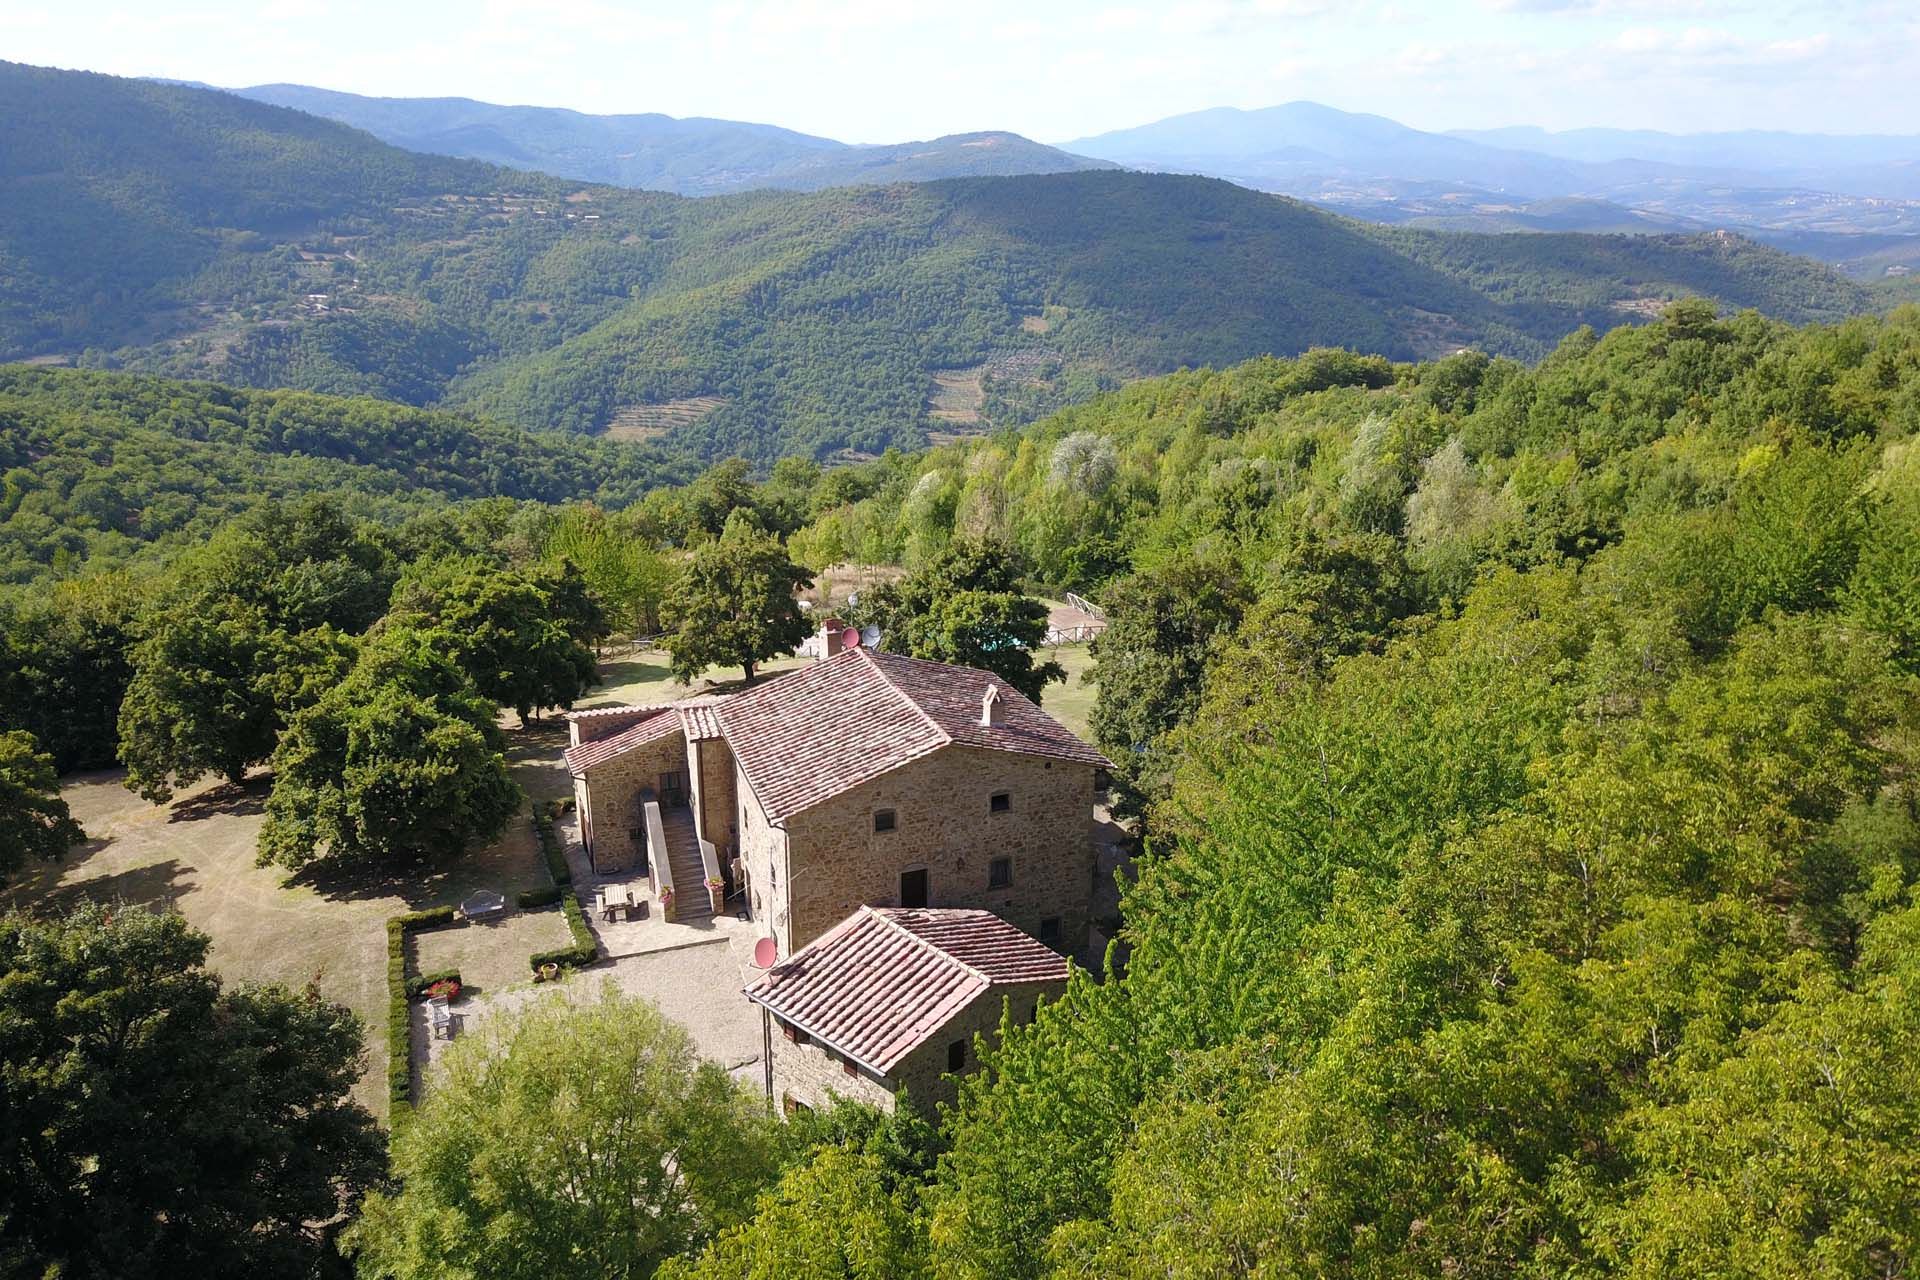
948, 1039, 967, 1072
990, 792, 1011, 814
988, 856, 1012, 889
874, 808, 897, 833
784, 1094, 811, 1117
1039, 917, 1062, 948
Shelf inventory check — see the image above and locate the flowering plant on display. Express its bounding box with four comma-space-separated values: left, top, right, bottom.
425, 978, 461, 1001
706, 877, 725, 890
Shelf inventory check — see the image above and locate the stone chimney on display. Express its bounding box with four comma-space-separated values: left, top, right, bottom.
980, 684, 1004, 728
821, 617, 846, 658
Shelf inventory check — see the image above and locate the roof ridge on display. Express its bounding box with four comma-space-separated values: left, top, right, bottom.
857, 646, 954, 751
868, 905, 993, 986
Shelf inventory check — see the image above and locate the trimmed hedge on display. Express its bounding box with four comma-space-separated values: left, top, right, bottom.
516, 885, 563, 910
385, 904, 459, 1133
534, 800, 570, 886
529, 895, 598, 975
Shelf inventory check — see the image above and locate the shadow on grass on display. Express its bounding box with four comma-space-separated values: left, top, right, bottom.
24, 858, 198, 916
289, 853, 494, 910
166, 776, 270, 824
596, 655, 672, 688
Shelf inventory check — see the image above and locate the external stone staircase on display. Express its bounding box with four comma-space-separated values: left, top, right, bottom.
659, 805, 711, 921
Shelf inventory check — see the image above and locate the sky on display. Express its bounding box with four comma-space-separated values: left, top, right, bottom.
3, 0, 1915, 143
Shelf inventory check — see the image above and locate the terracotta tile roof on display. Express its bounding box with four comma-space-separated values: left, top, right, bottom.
719, 647, 1109, 823
568, 704, 666, 722
677, 701, 726, 742
743, 907, 1068, 1073
563, 710, 681, 775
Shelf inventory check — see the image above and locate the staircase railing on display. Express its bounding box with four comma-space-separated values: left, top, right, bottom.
642, 797, 674, 918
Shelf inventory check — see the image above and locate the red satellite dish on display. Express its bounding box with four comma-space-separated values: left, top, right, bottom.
752, 937, 778, 968
840, 627, 861, 650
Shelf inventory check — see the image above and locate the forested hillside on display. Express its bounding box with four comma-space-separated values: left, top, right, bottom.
0, 62, 1873, 468
665, 300, 1920, 1278
6, 298, 1916, 1276
0, 367, 674, 584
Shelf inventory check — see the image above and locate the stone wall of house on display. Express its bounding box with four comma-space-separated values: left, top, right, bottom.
765, 976, 1065, 1116
780, 746, 1098, 953
578, 730, 689, 875
737, 764, 792, 951
767, 1019, 899, 1115
888, 979, 1064, 1113
691, 736, 738, 861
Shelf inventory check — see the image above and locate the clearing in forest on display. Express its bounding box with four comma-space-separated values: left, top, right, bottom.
603, 396, 729, 441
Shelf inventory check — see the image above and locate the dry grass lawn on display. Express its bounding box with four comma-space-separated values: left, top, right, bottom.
1042, 642, 1098, 744
3, 723, 570, 1122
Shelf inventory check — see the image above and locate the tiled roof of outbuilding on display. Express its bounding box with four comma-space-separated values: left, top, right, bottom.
719, 647, 1108, 823
563, 695, 732, 774
743, 907, 1068, 1073
562, 710, 681, 774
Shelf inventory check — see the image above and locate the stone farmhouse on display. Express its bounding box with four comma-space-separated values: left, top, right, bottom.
563, 644, 1111, 960
744, 905, 1069, 1114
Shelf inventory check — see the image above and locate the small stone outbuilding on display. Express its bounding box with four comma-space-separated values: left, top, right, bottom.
743, 905, 1069, 1115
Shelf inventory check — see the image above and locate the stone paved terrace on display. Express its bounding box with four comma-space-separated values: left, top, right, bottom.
411, 806, 769, 1096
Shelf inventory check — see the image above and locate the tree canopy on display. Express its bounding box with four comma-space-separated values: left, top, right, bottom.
346, 986, 786, 1280
868, 537, 1065, 703
0, 904, 383, 1278
0, 729, 84, 879
257, 626, 520, 870
660, 511, 814, 684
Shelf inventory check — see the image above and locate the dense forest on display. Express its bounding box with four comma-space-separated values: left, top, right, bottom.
3, 299, 1918, 1273
0, 366, 679, 584
0, 61, 1874, 468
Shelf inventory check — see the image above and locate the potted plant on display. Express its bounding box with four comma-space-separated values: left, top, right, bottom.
538, 962, 559, 983
705, 876, 726, 914
425, 977, 461, 1002
659, 886, 676, 922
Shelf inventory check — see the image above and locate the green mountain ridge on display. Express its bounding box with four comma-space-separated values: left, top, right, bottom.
0, 61, 1875, 466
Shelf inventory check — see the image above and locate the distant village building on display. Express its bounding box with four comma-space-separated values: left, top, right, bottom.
744, 905, 1069, 1114
563, 642, 1109, 955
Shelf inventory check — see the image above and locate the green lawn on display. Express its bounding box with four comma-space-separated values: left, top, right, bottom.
1042, 643, 1097, 743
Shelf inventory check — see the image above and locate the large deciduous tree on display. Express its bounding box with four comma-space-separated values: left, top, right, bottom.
0, 904, 383, 1278
661, 511, 813, 685
391, 557, 605, 724
0, 729, 84, 879
346, 987, 784, 1280
869, 537, 1064, 703
257, 627, 519, 870
115, 497, 391, 801
1087, 555, 1250, 812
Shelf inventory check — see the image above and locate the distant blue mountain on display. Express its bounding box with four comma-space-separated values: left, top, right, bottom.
233, 84, 1112, 194
1062, 102, 1920, 273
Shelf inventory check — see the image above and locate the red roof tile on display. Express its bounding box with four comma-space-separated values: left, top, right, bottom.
719, 648, 1108, 823
743, 907, 1067, 1073
562, 710, 681, 774
678, 702, 725, 742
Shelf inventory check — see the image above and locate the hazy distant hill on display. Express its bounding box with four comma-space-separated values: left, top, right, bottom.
1450, 124, 1920, 191
233, 83, 1112, 193
1067, 102, 1920, 274
0, 62, 1872, 467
